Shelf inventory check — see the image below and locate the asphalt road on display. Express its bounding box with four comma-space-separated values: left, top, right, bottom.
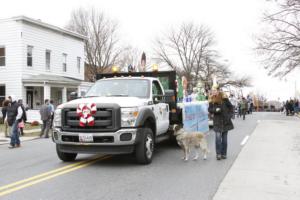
0, 112, 293, 200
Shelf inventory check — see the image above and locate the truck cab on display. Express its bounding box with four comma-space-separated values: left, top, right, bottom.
52, 76, 172, 164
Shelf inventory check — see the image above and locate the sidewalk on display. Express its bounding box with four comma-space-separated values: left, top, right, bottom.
213, 120, 300, 200
0, 129, 41, 145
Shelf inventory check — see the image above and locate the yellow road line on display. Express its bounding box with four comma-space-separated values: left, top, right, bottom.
0, 155, 102, 192
0, 155, 111, 197
0, 155, 110, 196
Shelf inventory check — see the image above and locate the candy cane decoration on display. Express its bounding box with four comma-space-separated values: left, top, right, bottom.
76, 103, 97, 127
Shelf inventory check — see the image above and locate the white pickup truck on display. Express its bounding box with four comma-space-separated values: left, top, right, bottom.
52, 76, 176, 164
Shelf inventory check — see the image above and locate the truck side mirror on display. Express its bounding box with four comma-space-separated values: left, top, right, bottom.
153, 96, 160, 104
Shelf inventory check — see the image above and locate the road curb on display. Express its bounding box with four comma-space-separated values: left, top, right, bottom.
0, 136, 41, 145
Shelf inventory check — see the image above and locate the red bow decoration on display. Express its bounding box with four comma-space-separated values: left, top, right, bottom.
76, 103, 97, 127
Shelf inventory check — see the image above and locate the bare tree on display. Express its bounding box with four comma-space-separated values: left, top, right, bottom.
154, 23, 215, 86
194, 52, 224, 90
196, 53, 251, 90
66, 7, 123, 81
154, 22, 251, 90
118, 46, 142, 72
256, 0, 300, 77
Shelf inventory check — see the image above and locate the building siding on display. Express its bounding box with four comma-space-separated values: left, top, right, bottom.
0, 17, 85, 107
21, 22, 84, 80
0, 20, 23, 100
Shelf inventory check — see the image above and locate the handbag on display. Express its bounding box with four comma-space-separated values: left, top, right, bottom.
18, 121, 25, 128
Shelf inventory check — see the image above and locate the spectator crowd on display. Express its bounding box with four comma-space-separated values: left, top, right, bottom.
1, 95, 55, 149
282, 99, 299, 116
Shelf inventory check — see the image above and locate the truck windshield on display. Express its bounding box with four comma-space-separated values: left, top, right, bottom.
85, 79, 150, 98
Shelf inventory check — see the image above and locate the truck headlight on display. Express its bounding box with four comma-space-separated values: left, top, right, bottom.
121, 107, 139, 127
53, 108, 62, 127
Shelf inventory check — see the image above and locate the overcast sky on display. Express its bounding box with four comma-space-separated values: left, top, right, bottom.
1, 0, 299, 101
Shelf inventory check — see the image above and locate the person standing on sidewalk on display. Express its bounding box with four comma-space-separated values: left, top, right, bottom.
249, 101, 254, 114
39, 99, 51, 138
49, 100, 55, 129
229, 94, 237, 119
17, 99, 27, 136
208, 85, 234, 160
240, 97, 248, 120
2, 99, 11, 137
285, 100, 290, 115
5, 95, 23, 148
294, 99, 299, 114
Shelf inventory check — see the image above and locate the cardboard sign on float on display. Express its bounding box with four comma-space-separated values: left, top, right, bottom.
182, 102, 209, 133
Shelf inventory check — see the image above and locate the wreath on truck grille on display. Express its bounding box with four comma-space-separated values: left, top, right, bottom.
76, 103, 97, 127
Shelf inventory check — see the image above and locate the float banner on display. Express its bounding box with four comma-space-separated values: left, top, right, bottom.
183, 102, 209, 133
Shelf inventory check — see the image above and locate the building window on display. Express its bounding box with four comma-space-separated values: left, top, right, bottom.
62, 53, 67, 72
46, 50, 51, 71
0, 85, 5, 107
0, 47, 5, 66
27, 45, 33, 67
77, 57, 81, 73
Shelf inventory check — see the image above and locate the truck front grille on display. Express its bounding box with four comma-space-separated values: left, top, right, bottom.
61, 135, 114, 143
61, 104, 120, 132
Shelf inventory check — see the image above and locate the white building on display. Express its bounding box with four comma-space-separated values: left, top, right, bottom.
0, 16, 86, 109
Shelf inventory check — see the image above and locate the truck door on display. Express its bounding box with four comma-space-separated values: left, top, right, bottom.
152, 80, 169, 135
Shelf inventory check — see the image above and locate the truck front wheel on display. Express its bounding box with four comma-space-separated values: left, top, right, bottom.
56, 144, 77, 162
135, 128, 154, 164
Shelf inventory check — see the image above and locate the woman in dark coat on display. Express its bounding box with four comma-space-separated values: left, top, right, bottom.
208, 86, 234, 160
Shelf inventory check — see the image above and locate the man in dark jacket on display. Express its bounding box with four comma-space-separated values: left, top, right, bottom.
240, 97, 248, 120
208, 85, 234, 160
40, 99, 51, 138
5, 95, 23, 148
49, 100, 55, 129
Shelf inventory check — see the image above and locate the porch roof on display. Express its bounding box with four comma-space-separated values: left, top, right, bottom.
22, 74, 82, 86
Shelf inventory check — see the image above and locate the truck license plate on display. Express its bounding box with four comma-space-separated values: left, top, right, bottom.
79, 134, 94, 143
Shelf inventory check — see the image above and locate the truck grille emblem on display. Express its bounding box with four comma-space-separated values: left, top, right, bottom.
76, 103, 97, 127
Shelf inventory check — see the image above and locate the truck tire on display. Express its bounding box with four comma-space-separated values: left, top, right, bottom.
56, 144, 77, 162
135, 128, 154, 164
